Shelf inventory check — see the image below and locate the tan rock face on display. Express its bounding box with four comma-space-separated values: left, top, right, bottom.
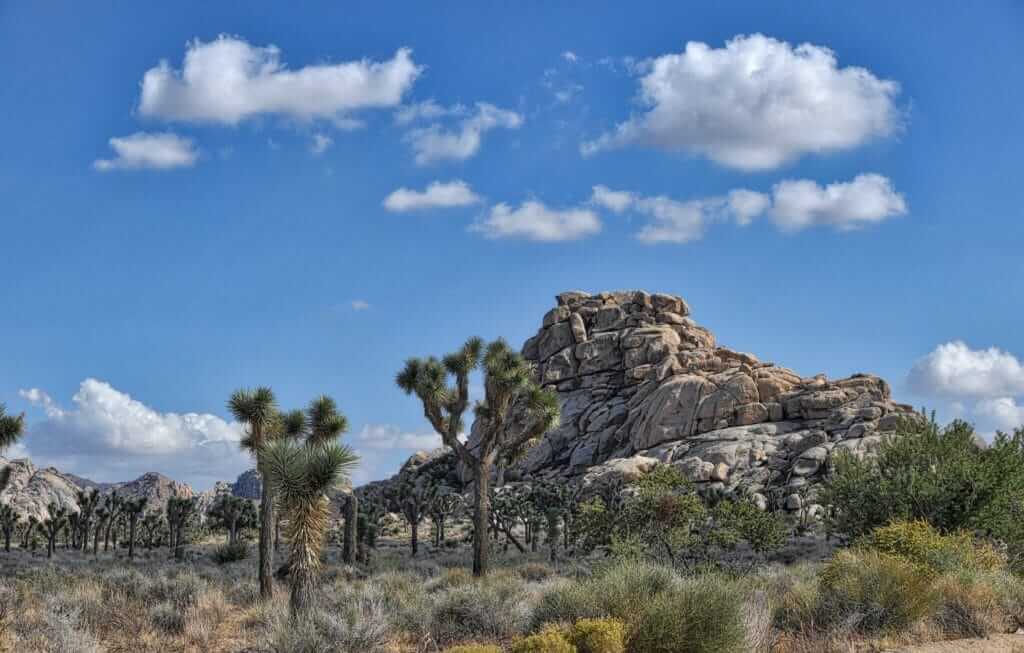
498, 290, 918, 509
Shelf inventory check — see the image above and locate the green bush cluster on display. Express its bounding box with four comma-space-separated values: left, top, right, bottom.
857, 519, 1004, 574
211, 540, 249, 564
532, 560, 747, 653
568, 618, 627, 653
511, 625, 577, 653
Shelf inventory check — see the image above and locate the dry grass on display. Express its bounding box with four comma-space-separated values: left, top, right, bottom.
0, 535, 1020, 653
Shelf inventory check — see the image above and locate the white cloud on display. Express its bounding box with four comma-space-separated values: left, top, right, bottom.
404, 102, 523, 165
728, 189, 772, 226
562, 51, 578, 63
975, 398, 1024, 432
593, 173, 903, 244
139, 36, 421, 124
355, 424, 441, 451
393, 100, 466, 126
383, 180, 482, 212
17, 379, 251, 489
769, 174, 906, 231
908, 341, 1024, 399
590, 185, 636, 213
309, 133, 333, 155
93, 132, 198, 171
351, 300, 371, 311
582, 33, 900, 170
472, 200, 602, 242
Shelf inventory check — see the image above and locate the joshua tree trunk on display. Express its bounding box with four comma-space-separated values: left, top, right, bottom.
342, 494, 357, 564
3, 530, 9, 552
472, 459, 491, 577
104, 519, 114, 552
128, 518, 137, 559
496, 460, 507, 488
258, 463, 275, 599
290, 563, 316, 618
410, 521, 419, 557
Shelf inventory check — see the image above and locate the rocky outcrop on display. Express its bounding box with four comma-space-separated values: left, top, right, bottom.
505, 290, 917, 509
114, 472, 193, 507
231, 469, 262, 500
0, 457, 83, 521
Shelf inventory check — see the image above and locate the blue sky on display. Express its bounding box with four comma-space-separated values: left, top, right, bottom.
2, 2, 1023, 489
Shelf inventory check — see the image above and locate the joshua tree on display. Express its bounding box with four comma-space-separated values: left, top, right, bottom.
75, 489, 100, 553
229, 387, 280, 599
166, 496, 197, 560
123, 497, 147, 559
42, 503, 68, 558
0, 404, 26, 494
342, 493, 358, 564
102, 492, 123, 552
429, 490, 464, 547
261, 434, 358, 617
22, 515, 38, 550
209, 495, 256, 545
92, 506, 108, 555
397, 337, 560, 576
141, 510, 164, 549
394, 477, 433, 557
0, 505, 20, 552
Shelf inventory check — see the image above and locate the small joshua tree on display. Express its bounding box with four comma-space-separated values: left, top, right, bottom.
262, 419, 358, 618
209, 495, 256, 545
92, 506, 108, 555
141, 510, 164, 549
393, 477, 433, 557
75, 489, 100, 553
397, 338, 560, 576
429, 490, 463, 547
0, 505, 20, 552
22, 515, 38, 551
166, 496, 198, 560
42, 503, 68, 558
123, 497, 147, 559
102, 492, 123, 552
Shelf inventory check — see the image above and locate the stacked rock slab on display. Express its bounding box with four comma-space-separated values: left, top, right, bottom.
512, 290, 917, 510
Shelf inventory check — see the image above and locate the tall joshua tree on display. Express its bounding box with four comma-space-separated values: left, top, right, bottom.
429, 491, 463, 547
394, 477, 433, 557
75, 489, 100, 553
0, 404, 26, 494
397, 337, 560, 576
261, 397, 357, 618
229, 387, 280, 599
166, 496, 197, 560
342, 493, 358, 564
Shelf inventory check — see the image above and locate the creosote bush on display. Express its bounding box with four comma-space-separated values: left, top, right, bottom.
511, 625, 577, 653
569, 618, 627, 653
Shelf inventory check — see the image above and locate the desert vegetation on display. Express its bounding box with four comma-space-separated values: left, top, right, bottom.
0, 405, 1023, 651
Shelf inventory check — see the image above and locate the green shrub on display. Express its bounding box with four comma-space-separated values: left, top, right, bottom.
211, 540, 249, 564
930, 570, 1006, 638
444, 646, 503, 653
822, 417, 1024, 547
629, 575, 747, 653
569, 618, 626, 653
818, 549, 937, 634
858, 519, 1005, 574
532, 560, 676, 629
511, 625, 576, 653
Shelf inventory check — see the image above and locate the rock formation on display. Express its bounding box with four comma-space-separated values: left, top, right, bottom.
231, 469, 262, 500
0, 457, 83, 521
501, 290, 917, 510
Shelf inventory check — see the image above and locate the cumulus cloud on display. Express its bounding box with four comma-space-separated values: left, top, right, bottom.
393, 100, 466, 126
769, 174, 907, 231
309, 133, 333, 155
404, 102, 523, 165
17, 379, 250, 489
472, 200, 602, 242
350, 424, 443, 485
139, 36, 421, 124
350, 300, 371, 311
93, 132, 198, 171
383, 180, 482, 212
582, 33, 900, 170
975, 398, 1024, 433
908, 341, 1024, 399
592, 173, 905, 244
562, 51, 578, 63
